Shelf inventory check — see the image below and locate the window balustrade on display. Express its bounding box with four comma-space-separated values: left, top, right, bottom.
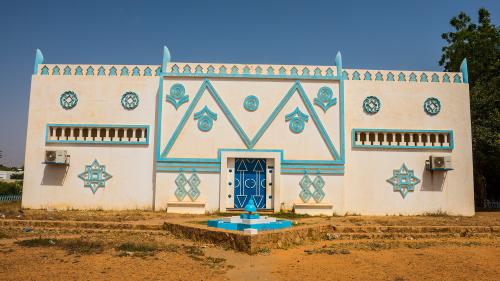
46, 124, 149, 144
352, 129, 453, 150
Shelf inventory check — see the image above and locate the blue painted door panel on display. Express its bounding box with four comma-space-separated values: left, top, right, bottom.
234, 158, 266, 209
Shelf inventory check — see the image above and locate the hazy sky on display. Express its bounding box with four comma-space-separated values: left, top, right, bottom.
0, 0, 498, 166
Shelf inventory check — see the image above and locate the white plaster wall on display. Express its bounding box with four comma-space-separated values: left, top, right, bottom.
154, 172, 220, 212
23, 75, 158, 210
343, 80, 474, 215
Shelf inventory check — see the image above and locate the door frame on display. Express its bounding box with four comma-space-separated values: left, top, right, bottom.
219, 149, 282, 213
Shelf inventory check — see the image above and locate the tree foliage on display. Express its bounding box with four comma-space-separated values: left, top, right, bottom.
440, 8, 500, 205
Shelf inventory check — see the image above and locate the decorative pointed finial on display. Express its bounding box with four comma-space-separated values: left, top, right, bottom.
244, 197, 257, 213
335, 51, 342, 78
162, 46, 171, 73
460, 58, 468, 84
34, 49, 44, 74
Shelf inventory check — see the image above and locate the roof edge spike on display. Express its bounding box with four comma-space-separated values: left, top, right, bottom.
162, 46, 171, 73
460, 58, 468, 84
335, 51, 342, 77
34, 49, 44, 74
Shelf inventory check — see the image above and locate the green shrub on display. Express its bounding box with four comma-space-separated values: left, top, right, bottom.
0, 181, 22, 195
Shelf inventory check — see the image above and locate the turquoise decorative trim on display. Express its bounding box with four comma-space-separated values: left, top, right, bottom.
34, 49, 44, 75
86, 66, 94, 76
363, 96, 381, 114
342, 70, 349, 80
46, 124, 150, 145
63, 66, 71, 75
78, 159, 112, 194
75, 66, 83, 75
352, 71, 360, 80
41, 66, 49, 75
144, 67, 152, 76
98, 66, 105, 76
166, 83, 189, 109
132, 67, 140, 76
314, 86, 337, 112
460, 58, 468, 83
121, 92, 139, 110
52, 66, 60, 75
160, 79, 341, 160
59, 91, 78, 110
453, 74, 462, 83
424, 97, 441, 116
431, 73, 439, 82
351, 128, 454, 150
443, 74, 450, 83
375, 72, 383, 81
285, 107, 309, 134
398, 72, 406, 81
194, 106, 217, 132
243, 95, 259, 112
409, 73, 417, 82
386, 163, 420, 198
387, 72, 395, 81
363, 71, 372, 80
174, 172, 201, 201
120, 67, 129, 76
195, 65, 203, 74
420, 73, 428, 82
299, 173, 325, 203
157, 148, 345, 174
155, 67, 161, 76
109, 66, 117, 76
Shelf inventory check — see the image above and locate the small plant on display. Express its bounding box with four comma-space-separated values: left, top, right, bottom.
253, 247, 271, 255
304, 245, 350, 255
16, 237, 55, 247
183, 245, 204, 257
116, 242, 158, 253
61, 239, 104, 255
421, 209, 449, 217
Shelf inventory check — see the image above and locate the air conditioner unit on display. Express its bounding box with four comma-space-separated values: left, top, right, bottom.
45, 150, 68, 164
428, 155, 452, 171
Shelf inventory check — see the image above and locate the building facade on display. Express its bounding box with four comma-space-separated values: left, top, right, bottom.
22, 47, 474, 215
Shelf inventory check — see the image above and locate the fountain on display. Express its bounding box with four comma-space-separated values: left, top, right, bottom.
207, 198, 292, 234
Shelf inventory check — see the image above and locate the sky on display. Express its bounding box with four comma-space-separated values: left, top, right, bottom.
0, 0, 498, 167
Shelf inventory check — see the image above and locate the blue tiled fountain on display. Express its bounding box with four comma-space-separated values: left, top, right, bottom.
207, 198, 292, 234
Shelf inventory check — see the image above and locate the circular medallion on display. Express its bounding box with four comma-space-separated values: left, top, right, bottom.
121, 92, 139, 110
289, 118, 305, 134
170, 83, 185, 99
59, 91, 78, 110
317, 86, 333, 103
363, 96, 381, 114
243, 95, 259, 112
197, 116, 213, 132
424, 97, 441, 116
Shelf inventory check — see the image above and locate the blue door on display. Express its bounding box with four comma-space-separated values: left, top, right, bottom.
234, 158, 266, 209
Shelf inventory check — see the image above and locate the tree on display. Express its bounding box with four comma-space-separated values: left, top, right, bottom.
440, 8, 500, 206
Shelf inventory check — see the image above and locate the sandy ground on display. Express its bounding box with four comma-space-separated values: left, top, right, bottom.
0, 238, 499, 281
1, 202, 499, 281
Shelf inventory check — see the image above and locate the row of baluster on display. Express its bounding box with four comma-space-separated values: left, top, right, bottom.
47, 127, 148, 143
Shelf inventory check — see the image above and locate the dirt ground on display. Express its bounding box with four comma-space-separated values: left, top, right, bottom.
1, 202, 499, 281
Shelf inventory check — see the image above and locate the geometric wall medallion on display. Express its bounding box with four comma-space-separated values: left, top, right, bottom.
386, 163, 421, 198
423, 97, 441, 116
194, 106, 217, 132
77, 159, 112, 194
243, 95, 259, 111
174, 172, 201, 201
60, 91, 78, 110
363, 96, 381, 114
314, 86, 337, 112
299, 173, 325, 203
285, 107, 309, 134
166, 83, 189, 110
121, 91, 139, 110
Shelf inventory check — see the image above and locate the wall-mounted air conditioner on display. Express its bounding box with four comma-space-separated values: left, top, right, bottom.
44, 150, 69, 165
426, 155, 452, 171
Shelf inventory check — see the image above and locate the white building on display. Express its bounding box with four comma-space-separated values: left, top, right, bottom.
22, 47, 474, 215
